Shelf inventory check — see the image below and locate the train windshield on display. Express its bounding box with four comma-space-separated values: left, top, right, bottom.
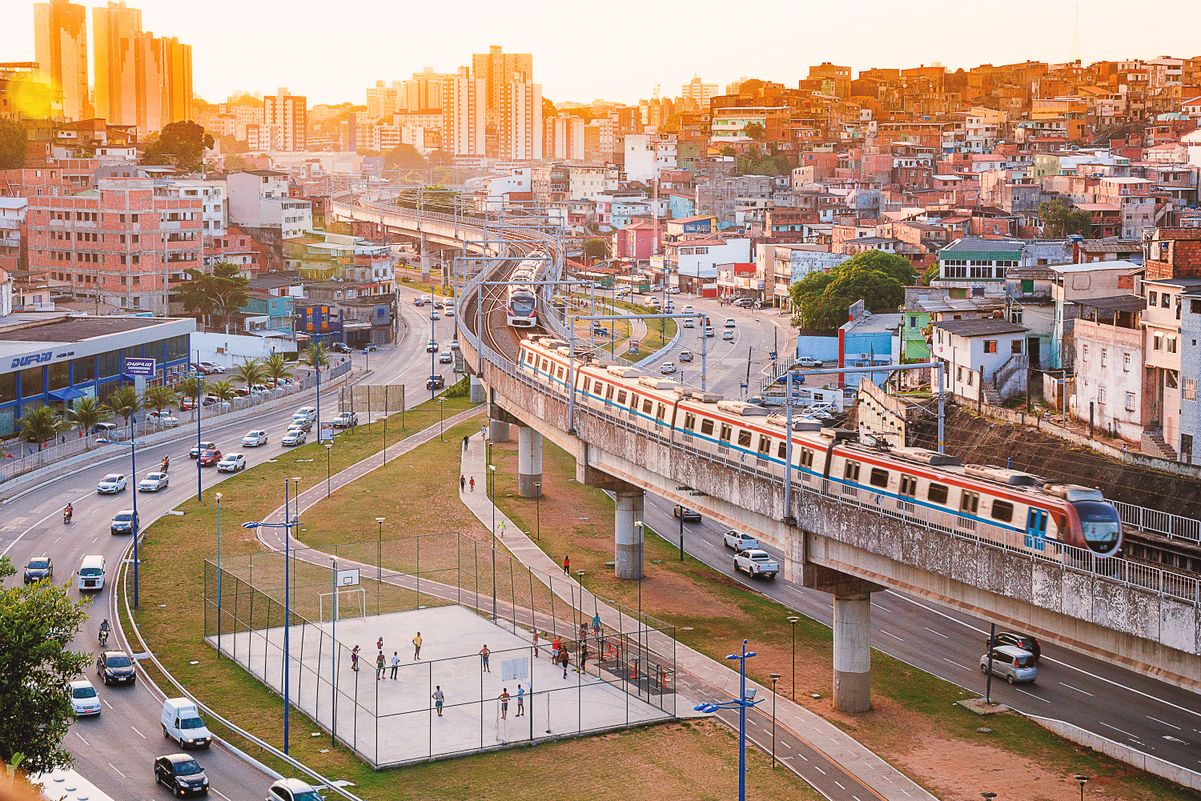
1072, 501, 1121, 551
510, 295, 536, 316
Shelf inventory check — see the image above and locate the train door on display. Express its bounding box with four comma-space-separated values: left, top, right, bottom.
1025, 508, 1048, 550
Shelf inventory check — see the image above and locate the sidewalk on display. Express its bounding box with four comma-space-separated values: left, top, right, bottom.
458, 432, 937, 801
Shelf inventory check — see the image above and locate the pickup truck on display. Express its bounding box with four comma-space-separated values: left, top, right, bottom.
796, 357, 825, 368
733, 549, 779, 579
722, 530, 759, 551
332, 411, 358, 428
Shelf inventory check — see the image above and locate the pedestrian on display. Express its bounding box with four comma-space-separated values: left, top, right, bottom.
499, 688, 510, 720
481, 424, 488, 441
579, 641, 589, 675
515, 684, 525, 717
390, 651, 400, 680
432, 685, 445, 717
460, 474, 466, 492
592, 612, 601, 637
376, 636, 384, 653
469, 476, 475, 492
532, 629, 540, 658
558, 647, 570, 679
462, 434, 469, 451
412, 631, 422, 660
350, 644, 360, 672
498, 520, 506, 538
480, 644, 491, 672
376, 650, 386, 680
578, 622, 588, 643
562, 554, 570, 575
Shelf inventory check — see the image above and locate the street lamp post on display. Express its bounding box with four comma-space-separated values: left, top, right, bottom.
437, 397, 445, 441
324, 441, 333, 497
215, 492, 223, 657
488, 463, 497, 621
677, 511, 684, 561
376, 517, 385, 614
127, 438, 141, 608
787, 616, 799, 701
1074, 775, 1088, 801
769, 672, 781, 768
693, 640, 762, 801
533, 481, 541, 542
429, 314, 437, 400
194, 368, 203, 502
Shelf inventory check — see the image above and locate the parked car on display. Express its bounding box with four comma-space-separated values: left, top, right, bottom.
980, 645, 1038, 685
426, 374, 445, 390
96, 650, 136, 685
198, 449, 223, 467
148, 411, 180, 428
723, 530, 759, 551
426, 339, 438, 353
733, 549, 779, 579
331, 342, 352, 354
281, 429, 307, 447
68, 679, 101, 717
198, 361, 222, 374
438, 351, 453, 364
331, 411, 358, 429
23, 555, 53, 584
96, 473, 127, 494
139, 472, 170, 492
92, 422, 120, 440
363, 343, 379, 353
161, 698, 212, 749
679, 350, 694, 362
796, 357, 825, 368
216, 453, 246, 472
722, 330, 735, 341
110, 510, 139, 535
190, 441, 217, 459
180, 396, 196, 411
659, 362, 677, 375
153, 753, 210, 796
673, 505, 701, 523
733, 297, 755, 308
294, 407, 317, 422
242, 430, 268, 447
201, 396, 231, 410
990, 632, 1042, 664
266, 778, 324, 801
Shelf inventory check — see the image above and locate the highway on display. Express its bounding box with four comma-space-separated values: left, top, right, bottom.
1, 286, 438, 800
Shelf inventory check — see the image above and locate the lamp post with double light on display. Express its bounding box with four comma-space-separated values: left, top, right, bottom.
787, 615, 799, 701
215, 492, 223, 657
692, 640, 762, 801
375, 516, 385, 613
1074, 775, 1087, 801
769, 672, 781, 768
488, 463, 497, 620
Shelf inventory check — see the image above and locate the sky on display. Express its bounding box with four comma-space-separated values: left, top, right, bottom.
5, 0, 1201, 106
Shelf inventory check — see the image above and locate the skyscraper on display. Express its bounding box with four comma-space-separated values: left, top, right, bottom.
471, 46, 533, 116
32, 0, 90, 120
402, 68, 451, 113
93, 0, 142, 127
263, 89, 307, 151
441, 67, 485, 157
498, 81, 542, 161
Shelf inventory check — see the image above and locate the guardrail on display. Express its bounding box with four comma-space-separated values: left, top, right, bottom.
1115, 499, 1201, 545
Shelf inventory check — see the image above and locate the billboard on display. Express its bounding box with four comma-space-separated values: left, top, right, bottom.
122, 357, 156, 377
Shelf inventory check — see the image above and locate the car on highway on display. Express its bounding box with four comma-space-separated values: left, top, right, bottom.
153, 753, 210, 796
704, 327, 715, 337
148, 411, 181, 428
332, 411, 358, 429
796, 357, 825, 368
216, 453, 246, 472
723, 530, 759, 551
289, 416, 313, 432
281, 428, 308, 447
190, 441, 217, 458
733, 548, 779, 579
990, 631, 1042, 664
267, 777, 325, 801
68, 679, 101, 717
413, 296, 425, 306
161, 698, 213, 749
242, 430, 268, 447
724, 318, 736, 328
96, 650, 136, 685
432, 299, 444, 309
96, 473, 128, 494
660, 362, 677, 375
139, 472, 170, 492
23, 555, 53, 584
683, 304, 695, 314
683, 318, 695, 328
77, 555, 106, 591
445, 308, 455, 318
198, 448, 223, 467
363, 343, 379, 352
722, 329, 735, 341
110, 510, 139, 535
980, 645, 1038, 685
647, 297, 661, 308
426, 339, 438, 353
439, 351, 453, 364
732, 297, 755, 308
294, 407, 317, 422
430, 310, 440, 320
679, 350, 694, 362
426, 374, 445, 390
450, 339, 461, 351
673, 505, 701, 523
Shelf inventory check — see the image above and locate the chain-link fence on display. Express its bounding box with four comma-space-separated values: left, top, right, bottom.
203, 531, 676, 767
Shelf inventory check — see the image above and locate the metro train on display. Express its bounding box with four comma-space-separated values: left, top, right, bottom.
506, 251, 544, 328
516, 335, 1123, 558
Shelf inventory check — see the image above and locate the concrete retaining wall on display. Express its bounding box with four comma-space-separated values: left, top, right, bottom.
1032, 715, 1201, 792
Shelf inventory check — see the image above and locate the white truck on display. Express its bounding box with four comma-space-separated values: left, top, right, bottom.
722, 530, 759, 551
733, 549, 779, 579
161, 697, 213, 748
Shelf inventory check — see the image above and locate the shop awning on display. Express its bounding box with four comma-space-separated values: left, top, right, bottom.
48, 387, 88, 402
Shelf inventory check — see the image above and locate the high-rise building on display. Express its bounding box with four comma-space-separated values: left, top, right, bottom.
263, 89, 307, 151
93, 1, 142, 127
497, 81, 541, 161
471, 46, 533, 116
33, 0, 90, 120
680, 75, 718, 108
162, 37, 192, 125
544, 114, 585, 160
366, 80, 401, 121
441, 68, 485, 157
402, 68, 450, 113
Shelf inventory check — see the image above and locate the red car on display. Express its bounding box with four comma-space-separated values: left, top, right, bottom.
198, 448, 222, 466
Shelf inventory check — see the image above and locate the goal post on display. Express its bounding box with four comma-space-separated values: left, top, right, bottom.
318, 587, 367, 623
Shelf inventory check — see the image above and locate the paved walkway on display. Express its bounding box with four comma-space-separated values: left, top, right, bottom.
459, 432, 938, 801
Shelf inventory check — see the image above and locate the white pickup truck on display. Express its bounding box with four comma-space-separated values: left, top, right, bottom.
722, 530, 759, 551
734, 549, 779, 579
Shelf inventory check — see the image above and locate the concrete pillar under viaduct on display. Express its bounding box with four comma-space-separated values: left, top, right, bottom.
488, 419, 510, 443
804, 564, 884, 713
469, 375, 486, 403
614, 486, 645, 580
517, 426, 543, 497
420, 233, 430, 278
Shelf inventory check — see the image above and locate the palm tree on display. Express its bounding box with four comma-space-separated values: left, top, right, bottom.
263, 352, 293, 388
17, 405, 66, 447
102, 385, 142, 435
231, 357, 268, 389
209, 380, 238, 402
65, 396, 106, 442
176, 375, 205, 407
303, 342, 328, 370
142, 385, 178, 421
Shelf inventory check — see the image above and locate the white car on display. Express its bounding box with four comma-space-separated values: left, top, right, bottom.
68, 679, 101, 717
683, 305, 695, 314
96, 473, 127, 494
438, 351, 453, 364
724, 318, 736, 328
281, 429, 307, 446
148, 411, 180, 428
242, 430, 268, 447
683, 319, 695, 328
293, 407, 317, 423
450, 339, 461, 351
426, 339, 438, 353
139, 472, 170, 492
796, 357, 825, 368
733, 549, 779, 579
660, 362, 677, 375
445, 309, 455, 318
722, 329, 735, 341
430, 311, 440, 321
723, 530, 759, 551
216, 453, 246, 473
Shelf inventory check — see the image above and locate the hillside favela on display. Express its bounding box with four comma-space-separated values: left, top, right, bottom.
4, 2, 1201, 801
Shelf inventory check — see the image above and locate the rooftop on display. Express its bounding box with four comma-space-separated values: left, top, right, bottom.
932, 318, 1027, 337
1074, 294, 1146, 314
0, 314, 172, 342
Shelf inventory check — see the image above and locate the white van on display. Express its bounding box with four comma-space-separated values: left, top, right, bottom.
161, 698, 213, 748
77, 555, 106, 591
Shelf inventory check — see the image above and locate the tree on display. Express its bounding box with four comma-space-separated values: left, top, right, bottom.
209, 380, 238, 401
0, 119, 27, 170
839, 250, 916, 286
142, 385, 178, 418
0, 556, 91, 774
789, 253, 912, 332
743, 122, 766, 142
17, 406, 65, 446
382, 144, 427, 171
142, 120, 213, 173
303, 342, 329, 370
174, 263, 250, 331
65, 396, 106, 442
102, 385, 141, 433
1038, 198, 1093, 239
231, 358, 267, 389
582, 237, 610, 263
176, 375, 206, 405
262, 353, 293, 387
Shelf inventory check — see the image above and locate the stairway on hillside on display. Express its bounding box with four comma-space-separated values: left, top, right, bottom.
1141, 428, 1178, 461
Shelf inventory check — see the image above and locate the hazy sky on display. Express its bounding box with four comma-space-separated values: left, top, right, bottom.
5, 0, 1201, 105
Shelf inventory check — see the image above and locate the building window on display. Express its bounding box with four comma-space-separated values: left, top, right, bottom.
1123, 352, 1131, 372
983, 340, 997, 354
1149, 291, 1158, 305
1098, 386, 1107, 404
1168, 337, 1177, 354
1082, 343, 1089, 361
1154, 333, 1163, 350
1126, 391, 1137, 410
1163, 294, 1171, 308
1100, 348, 1107, 367
1185, 379, 1197, 402
1012, 340, 1023, 354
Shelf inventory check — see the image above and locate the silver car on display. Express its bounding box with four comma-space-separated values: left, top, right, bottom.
979, 645, 1038, 685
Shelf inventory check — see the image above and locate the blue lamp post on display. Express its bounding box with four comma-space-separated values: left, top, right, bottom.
215, 492, 223, 658
120, 439, 141, 608
693, 639, 763, 801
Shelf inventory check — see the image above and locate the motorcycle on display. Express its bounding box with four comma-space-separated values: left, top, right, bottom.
98, 627, 109, 647
63, 508, 72, 525
161, 457, 170, 473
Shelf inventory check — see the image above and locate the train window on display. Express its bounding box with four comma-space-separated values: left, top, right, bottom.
616, 391, 627, 405
844, 461, 861, 481
719, 423, 732, 443
540, 358, 550, 373
658, 404, 667, 419
927, 483, 949, 504
960, 491, 980, 514
629, 393, 639, 408
605, 384, 614, 401
869, 468, 889, 488
556, 366, 565, 381
700, 418, 714, 436
737, 429, 752, 448
991, 500, 1014, 523
899, 475, 917, 497
801, 449, 814, 467
643, 399, 653, 414
777, 441, 787, 459
684, 413, 696, 430
758, 435, 772, 455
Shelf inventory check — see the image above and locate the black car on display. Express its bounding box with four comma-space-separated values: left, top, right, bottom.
363, 343, 379, 352
154, 753, 209, 796
673, 505, 702, 523
426, 374, 445, 390
97, 650, 137, 685
111, 510, 139, 536
991, 631, 1042, 664
23, 555, 53, 584
331, 342, 352, 354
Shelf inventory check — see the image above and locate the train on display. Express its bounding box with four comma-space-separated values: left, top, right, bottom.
516, 335, 1123, 558
506, 251, 544, 328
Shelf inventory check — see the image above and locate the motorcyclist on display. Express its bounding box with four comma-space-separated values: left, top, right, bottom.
161, 455, 170, 473
98, 618, 110, 645
63, 502, 73, 523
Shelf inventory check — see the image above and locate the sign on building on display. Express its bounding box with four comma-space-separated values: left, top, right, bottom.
123, 357, 156, 377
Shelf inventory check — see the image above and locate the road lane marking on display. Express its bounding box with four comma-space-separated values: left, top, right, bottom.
812, 765, 826, 775
74, 732, 89, 746
1148, 715, 1182, 731
130, 725, 147, 739
879, 629, 904, 642
102, 698, 114, 710
108, 762, 126, 778
212, 790, 234, 801
1058, 681, 1094, 697
922, 626, 948, 639
795, 752, 808, 761
1099, 721, 1139, 739
835, 781, 846, 790
1015, 688, 1050, 704
871, 602, 892, 613
942, 658, 971, 671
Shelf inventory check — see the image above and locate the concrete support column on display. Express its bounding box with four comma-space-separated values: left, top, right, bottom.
614, 487, 645, 580
517, 426, 543, 497
832, 593, 872, 713
469, 375, 486, 403
488, 419, 510, 443
420, 233, 430, 278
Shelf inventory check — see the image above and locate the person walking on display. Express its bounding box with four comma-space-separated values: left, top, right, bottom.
515, 684, 525, 717
462, 434, 469, 451
460, 474, 466, 492
376, 650, 386, 680
499, 688, 510, 720
558, 647, 570, 679
469, 476, 475, 492
376, 636, 384, 653
390, 651, 400, 680
432, 685, 445, 717
562, 554, 570, 575
412, 631, 423, 660
350, 644, 360, 672
592, 612, 601, 638
498, 520, 506, 538
532, 630, 540, 658
579, 641, 589, 675
479, 644, 491, 673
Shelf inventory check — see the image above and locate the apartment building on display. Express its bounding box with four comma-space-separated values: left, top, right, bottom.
441, 68, 485, 157
227, 171, 311, 241
262, 89, 307, 151
33, 0, 90, 120
544, 114, 585, 161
